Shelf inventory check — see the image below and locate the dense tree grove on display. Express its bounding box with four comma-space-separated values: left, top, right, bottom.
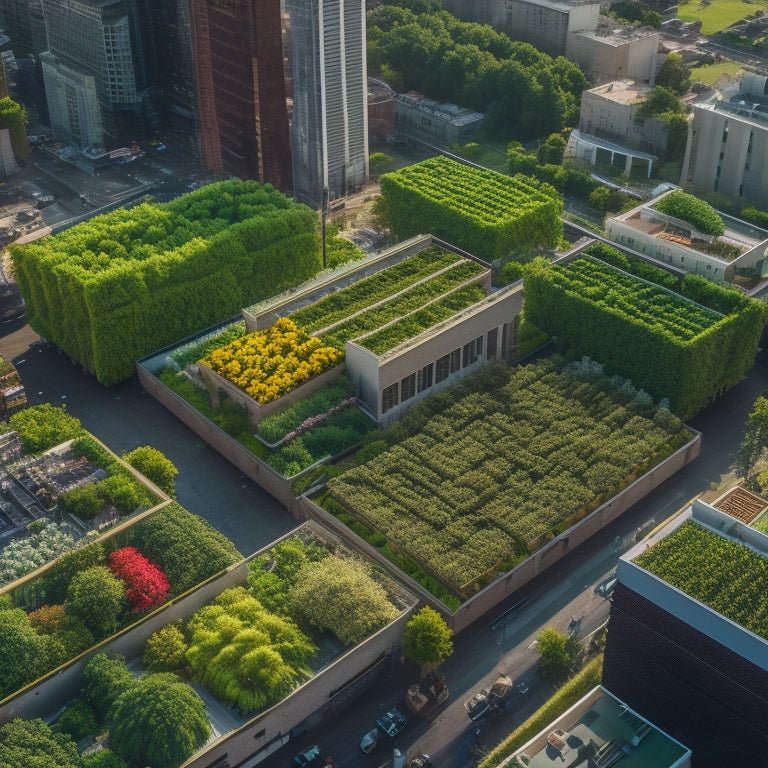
10, 180, 321, 385
0, 717, 81, 768
367, 5, 586, 140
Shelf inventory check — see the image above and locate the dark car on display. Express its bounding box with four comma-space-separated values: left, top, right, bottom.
376, 707, 407, 738
463, 690, 490, 721
293, 746, 320, 767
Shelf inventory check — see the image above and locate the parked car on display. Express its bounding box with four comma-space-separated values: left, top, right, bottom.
410, 755, 432, 768
293, 746, 321, 767
463, 690, 490, 721
377, 707, 407, 738
360, 728, 380, 754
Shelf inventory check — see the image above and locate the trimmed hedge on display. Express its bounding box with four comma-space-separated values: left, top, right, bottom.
10, 180, 321, 385
377, 156, 562, 260
653, 190, 725, 237
523, 257, 768, 418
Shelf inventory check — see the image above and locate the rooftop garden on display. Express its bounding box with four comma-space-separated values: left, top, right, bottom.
634, 519, 768, 640
376, 156, 563, 261
652, 190, 725, 237
10, 180, 321, 385
523, 257, 768, 418
319, 357, 691, 608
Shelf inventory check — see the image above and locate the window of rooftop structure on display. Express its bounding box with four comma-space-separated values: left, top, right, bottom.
401, 373, 416, 402
436, 354, 450, 384
382, 383, 398, 414
450, 348, 461, 374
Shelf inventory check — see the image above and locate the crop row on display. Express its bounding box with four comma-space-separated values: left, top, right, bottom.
547, 258, 720, 340
320, 272, 485, 351
634, 520, 768, 640
355, 284, 487, 355
290, 248, 461, 331
327, 359, 682, 594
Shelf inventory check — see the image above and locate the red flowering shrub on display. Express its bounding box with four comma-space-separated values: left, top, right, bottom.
108, 546, 170, 611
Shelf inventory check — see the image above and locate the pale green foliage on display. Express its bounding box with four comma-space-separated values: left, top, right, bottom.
0, 522, 78, 586
186, 587, 316, 712
143, 622, 188, 671
288, 557, 399, 645
107, 673, 210, 768
9, 404, 83, 454
401, 606, 454, 666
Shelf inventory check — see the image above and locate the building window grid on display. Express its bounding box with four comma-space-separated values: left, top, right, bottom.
382, 383, 398, 414
401, 373, 416, 402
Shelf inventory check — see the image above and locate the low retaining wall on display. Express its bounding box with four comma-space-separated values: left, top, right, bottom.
300, 428, 702, 633
137, 363, 297, 512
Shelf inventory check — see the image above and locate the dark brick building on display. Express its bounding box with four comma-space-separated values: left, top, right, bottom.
603, 501, 768, 768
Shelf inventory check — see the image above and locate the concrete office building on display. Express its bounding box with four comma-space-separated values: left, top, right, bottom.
605, 190, 768, 282
565, 80, 670, 177
39, 0, 145, 148
681, 72, 768, 209
441, 0, 599, 58
567, 26, 659, 85
394, 92, 484, 147
286, 0, 368, 208
603, 499, 768, 767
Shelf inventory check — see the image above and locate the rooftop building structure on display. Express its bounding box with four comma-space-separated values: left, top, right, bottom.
394, 92, 484, 147
605, 190, 768, 282
286, 0, 368, 209
603, 498, 768, 767
681, 72, 768, 209
511, 685, 691, 768
441, 0, 599, 58
368, 77, 396, 143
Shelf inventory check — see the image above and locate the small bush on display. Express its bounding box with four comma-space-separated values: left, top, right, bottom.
54, 699, 97, 740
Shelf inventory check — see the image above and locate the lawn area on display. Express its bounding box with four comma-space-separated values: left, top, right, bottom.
677, 0, 768, 35
689, 60, 743, 86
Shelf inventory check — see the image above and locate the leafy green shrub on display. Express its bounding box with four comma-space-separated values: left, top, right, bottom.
654, 190, 724, 236
9, 404, 83, 454
170, 323, 246, 370
143, 622, 188, 671
54, 698, 97, 740
59, 483, 104, 519
82, 749, 128, 768
500, 260, 524, 284
123, 445, 178, 497
99, 474, 151, 515
82, 652, 133, 722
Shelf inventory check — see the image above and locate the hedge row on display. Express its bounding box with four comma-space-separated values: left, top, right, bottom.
523, 258, 768, 418
10, 180, 321, 385
377, 156, 563, 260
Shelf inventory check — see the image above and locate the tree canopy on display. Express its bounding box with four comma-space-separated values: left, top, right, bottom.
401, 606, 454, 666
288, 557, 400, 645
123, 446, 178, 497
537, 627, 580, 683
65, 565, 126, 639
0, 718, 81, 768
107, 673, 211, 768
367, 6, 586, 141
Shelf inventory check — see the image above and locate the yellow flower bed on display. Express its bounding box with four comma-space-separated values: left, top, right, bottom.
199, 318, 341, 404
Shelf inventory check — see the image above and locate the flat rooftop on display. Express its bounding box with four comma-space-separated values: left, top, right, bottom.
585, 79, 652, 105
574, 27, 658, 46
518, 686, 690, 768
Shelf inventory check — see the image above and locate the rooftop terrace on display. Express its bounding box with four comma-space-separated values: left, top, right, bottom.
517, 686, 690, 768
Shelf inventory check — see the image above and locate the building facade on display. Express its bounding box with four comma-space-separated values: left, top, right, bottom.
603, 500, 768, 767
286, 0, 369, 208
394, 92, 484, 147
186, 0, 291, 187
681, 73, 768, 209
567, 27, 659, 85
40, 0, 146, 148
441, 0, 599, 58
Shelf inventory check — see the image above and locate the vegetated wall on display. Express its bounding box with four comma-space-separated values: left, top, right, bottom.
523, 257, 768, 419
1, 522, 418, 768
9, 180, 321, 385
299, 425, 700, 633
377, 156, 563, 261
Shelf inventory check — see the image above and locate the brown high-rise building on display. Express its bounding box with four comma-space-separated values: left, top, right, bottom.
189, 0, 291, 188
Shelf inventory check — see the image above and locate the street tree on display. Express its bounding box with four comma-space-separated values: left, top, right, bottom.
401, 605, 454, 667
734, 395, 768, 478
536, 626, 580, 683
107, 673, 210, 768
